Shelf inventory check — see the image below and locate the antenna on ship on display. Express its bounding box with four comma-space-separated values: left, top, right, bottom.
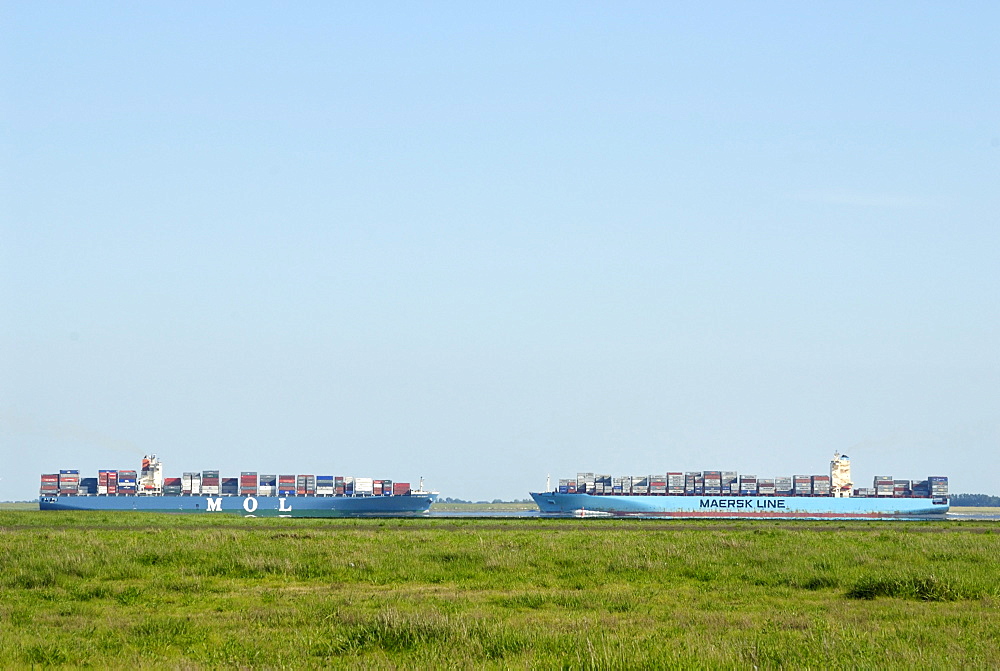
546, 473, 551, 493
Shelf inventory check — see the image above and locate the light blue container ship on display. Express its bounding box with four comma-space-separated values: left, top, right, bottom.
531, 454, 949, 520
531, 492, 949, 519
39, 455, 437, 518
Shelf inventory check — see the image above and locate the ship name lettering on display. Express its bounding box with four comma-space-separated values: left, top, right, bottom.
699, 499, 755, 508
243, 497, 258, 513
698, 499, 786, 509
206, 498, 223, 512
279, 498, 292, 512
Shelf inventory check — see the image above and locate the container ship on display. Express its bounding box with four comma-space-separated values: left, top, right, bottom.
531, 453, 949, 519
39, 455, 438, 517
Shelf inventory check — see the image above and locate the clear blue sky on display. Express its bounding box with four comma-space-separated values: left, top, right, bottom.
2, 2, 998, 502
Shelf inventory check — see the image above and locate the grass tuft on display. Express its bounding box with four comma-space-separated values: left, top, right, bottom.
846, 575, 962, 601
21, 643, 70, 665
344, 610, 454, 652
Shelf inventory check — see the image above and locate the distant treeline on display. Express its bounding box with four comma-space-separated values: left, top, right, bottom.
951, 493, 1000, 507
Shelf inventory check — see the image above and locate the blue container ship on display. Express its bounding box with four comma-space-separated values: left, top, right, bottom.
39, 455, 437, 518
531, 453, 949, 520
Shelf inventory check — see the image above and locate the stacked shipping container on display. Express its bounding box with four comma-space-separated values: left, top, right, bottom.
40, 473, 59, 497
99, 470, 118, 495
58, 470, 80, 495
239, 472, 258, 496
201, 470, 219, 496
118, 470, 136, 495
163, 477, 182, 495
559, 470, 949, 498
41, 466, 422, 498
860, 475, 948, 498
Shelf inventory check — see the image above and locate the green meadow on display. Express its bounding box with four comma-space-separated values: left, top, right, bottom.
1, 512, 998, 668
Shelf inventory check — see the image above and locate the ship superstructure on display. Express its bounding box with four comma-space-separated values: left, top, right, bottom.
830, 452, 853, 497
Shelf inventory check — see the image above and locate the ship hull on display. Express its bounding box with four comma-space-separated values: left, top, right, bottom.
530, 493, 948, 520
39, 494, 436, 517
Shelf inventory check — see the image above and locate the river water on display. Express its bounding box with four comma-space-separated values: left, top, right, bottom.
427, 510, 1000, 521
946, 510, 1000, 521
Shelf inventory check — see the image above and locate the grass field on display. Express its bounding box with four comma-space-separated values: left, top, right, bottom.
1, 512, 998, 668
